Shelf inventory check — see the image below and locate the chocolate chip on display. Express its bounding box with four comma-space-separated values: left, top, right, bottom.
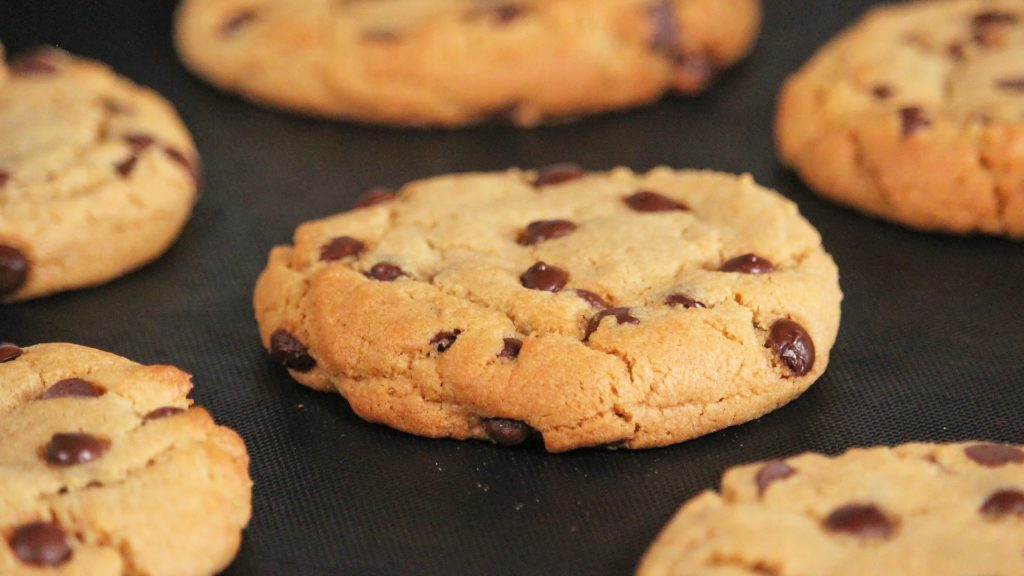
222, 9, 258, 36
355, 187, 397, 208
115, 155, 138, 177
44, 432, 109, 467
756, 460, 795, 495
124, 134, 155, 151
665, 293, 705, 309
871, 85, 893, 99
468, 4, 525, 24
366, 262, 405, 281
650, 0, 678, 54
947, 41, 967, 60
973, 11, 1018, 26
671, 53, 716, 93
42, 378, 105, 399
499, 337, 522, 359
9, 522, 71, 567
11, 49, 58, 75
482, 418, 535, 446
900, 107, 931, 137
824, 504, 895, 539
585, 307, 640, 341
965, 443, 1024, 467
162, 146, 199, 184
144, 406, 185, 421
0, 170, 9, 187
0, 343, 23, 363
719, 254, 775, 274
269, 328, 316, 372
520, 262, 568, 292
320, 236, 366, 262
0, 244, 29, 296
996, 77, 1024, 92
767, 319, 815, 377
430, 330, 461, 353
533, 164, 585, 187
518, 220, 577, 245
576, 289, 609, 309
624, 190, 688, 212
980, 489, 1024, 519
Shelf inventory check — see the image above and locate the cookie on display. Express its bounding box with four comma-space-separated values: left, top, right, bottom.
0, 343, 252, 575
253, 167, 842, 452
174, 0, 761, 127
638, 441, 1024, 575
776, 0, 1024, 238
0, 46, 200, 302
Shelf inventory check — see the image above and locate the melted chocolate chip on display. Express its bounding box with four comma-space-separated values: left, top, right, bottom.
980, 489, 1024, 519
499, 337, 522, 359
320, 236, 366, 262
533, 164, 585, 187
996, 77, 1024, 92
482, 418, 536, 446
824, 504, 895, 539
650, 0, 678, 54
624, 190, 688, 212
520, 262, 568, 292
9, 522, 71, 567
767, 319, 815, 377
671, 53, 716, 93
665, 293, 705, 309
11, 49, 58, 75
756, 460, 795, 495
125, 134, 155, 151
974, 11, 1019, 26
0, 244, 29, 296
162, 147, 200, 184
366, 262, 405, 281
0, 170, 9, 187
430, 330, 461, 353
518, 220, 577, 246
44, 432, 109, 467
115, 155, 138, 177
719, 254, 775, 274
469, 4, 525, 24
965, 443, 1024, 467
355, 187, 397, 208
269, 328, 316, 372
144, 406, 185, 421
222, 9, 258, 36
576, 289, 609, 309
871, 85, 893, 99
900, 107, 932, 137
585, 307, 640, 341
0, 343, 23, 363
42, 378, 105, 399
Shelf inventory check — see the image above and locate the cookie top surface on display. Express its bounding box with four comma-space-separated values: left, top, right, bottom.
175, 0, 761, 126
254, 167, 842, 452
777, 0, 1024, 238
638, 441, 1024, 575
0, 46, 199, 302
0, 343, 251, 575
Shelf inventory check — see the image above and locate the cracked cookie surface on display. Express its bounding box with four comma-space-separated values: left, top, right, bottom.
253, 167, 842, 452
0, 46, 199, 302
175, 0, 761, 127
777, 0, 1024, 238
638, 441, 1024, 575
0, 343, 251, 576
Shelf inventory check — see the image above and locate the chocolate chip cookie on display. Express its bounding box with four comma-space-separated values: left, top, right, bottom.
175, 0, 761, 127
777, 0, 1024, 238
0, 343, 251, 575
638, 441, 1024, 575
0, 46, 200, 302
254, 167, 842, 452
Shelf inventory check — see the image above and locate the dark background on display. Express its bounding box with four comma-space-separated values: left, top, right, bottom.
2, 1, 1022, 574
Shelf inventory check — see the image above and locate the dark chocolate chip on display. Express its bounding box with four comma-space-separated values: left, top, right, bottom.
585, 307, 640, 341
269, 328, 316, 372
0, 244, 29, 296
767, 319, 815, 377
11, 49, 58, 75
0, 343, 23, 363
222, 9, 258, 36
144, 406, 186, 421
965, 443, 1024, 467
124, 134, 155, 151
162, 146, 200, 184
0, 170, 9, 187
44, 432, 109, 467
899, 106, 932, 137
756, 460, 795, 495
9, 522, 71, 567
650, 0, 678, 54
980, 489, 1024, 519
575, 289, 609, 309
499, 337, 523, 359
482, 418, 535, 446
42, 378, 105, 399
533, 164, 585, 187
355, 187, 397, 208
518, 220, 577, 245
665, 293, 705, 309
430, 330, 461, 353
671, 53, 716, 93
468, 4, 525, 24
624, 190, 688, 212
719, 254, 775, 274
996, 77, 1024, 92
824, 504, 895, 539
973, 10, 1018, 27
320, 236, 366, 262
115, 155, 138, 177
520, 262, 568, 292
871, 85, 893, 99
366, 262, 405, 282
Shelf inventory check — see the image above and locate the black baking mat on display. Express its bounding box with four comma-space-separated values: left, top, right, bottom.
2, 1, 1022, 574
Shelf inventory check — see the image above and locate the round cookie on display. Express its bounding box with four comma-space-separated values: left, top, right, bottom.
0, 342, 251, 575
0, 46, 200, 302
777, 0, 1024, 238
253, 166, 842, 452
174, 0, 762, 127
638, 441, 1024, 575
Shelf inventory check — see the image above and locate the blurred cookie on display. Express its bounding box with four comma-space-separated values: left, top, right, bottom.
175, 0, 761, 127
254, 166, 842, 452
